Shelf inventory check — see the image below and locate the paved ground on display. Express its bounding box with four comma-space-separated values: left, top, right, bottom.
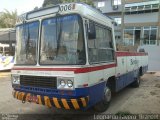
0, 72, 160, 120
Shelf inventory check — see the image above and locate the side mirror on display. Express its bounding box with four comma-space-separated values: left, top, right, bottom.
88, 22, 96, 39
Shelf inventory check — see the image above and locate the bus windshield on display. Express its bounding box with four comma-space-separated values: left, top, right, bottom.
16, 21, 39, 65
40, 14, 86, 65
16, 14, 86, 65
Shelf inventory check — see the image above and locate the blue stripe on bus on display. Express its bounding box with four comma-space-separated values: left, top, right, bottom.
115, 65, 148, 92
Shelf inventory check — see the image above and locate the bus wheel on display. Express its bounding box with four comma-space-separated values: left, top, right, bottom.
131, 72, 140, 88
94, 86, 111, 112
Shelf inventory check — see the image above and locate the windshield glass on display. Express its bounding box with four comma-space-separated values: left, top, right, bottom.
16, 21, 39, 65
40, 14, 86, 65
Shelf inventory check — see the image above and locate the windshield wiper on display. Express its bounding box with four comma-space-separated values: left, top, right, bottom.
56, 18, 62, 56
26, 24, 30, 59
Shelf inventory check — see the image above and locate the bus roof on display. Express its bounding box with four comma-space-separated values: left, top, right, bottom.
16, 2, 113, 27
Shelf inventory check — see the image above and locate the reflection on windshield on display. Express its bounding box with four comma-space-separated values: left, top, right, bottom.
16, 22, 39, 64
40, 15, 86, 65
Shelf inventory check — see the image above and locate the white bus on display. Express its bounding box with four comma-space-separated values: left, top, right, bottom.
0, 43, 14, 71
12, 3, 148, 112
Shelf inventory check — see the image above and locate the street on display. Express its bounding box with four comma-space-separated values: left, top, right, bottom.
0, 72, 160, 120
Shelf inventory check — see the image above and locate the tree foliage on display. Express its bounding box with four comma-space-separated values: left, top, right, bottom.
0, 9, 17, 28
42, 0, 94, 7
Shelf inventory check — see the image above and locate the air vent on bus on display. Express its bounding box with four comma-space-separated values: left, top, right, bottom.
20, 75, 57, 88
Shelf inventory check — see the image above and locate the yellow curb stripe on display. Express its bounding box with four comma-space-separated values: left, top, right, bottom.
61, 99, 70, 109
44, 96, 52, 108
37, 95, 42, 105
53, 98, 61, 108
80, 98, 86, 107
71, 99, 80, 109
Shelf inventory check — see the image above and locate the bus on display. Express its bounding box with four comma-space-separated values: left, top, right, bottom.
11, 3, 148, 112
0, 43, 14, 71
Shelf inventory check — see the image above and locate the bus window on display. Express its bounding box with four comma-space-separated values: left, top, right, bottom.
4, 47, 9, 55
88, 22, 96, 39
16, 21, 39, 65
0, 47, 3, 53
87, 22, 114, 64
40, 14, 86, 65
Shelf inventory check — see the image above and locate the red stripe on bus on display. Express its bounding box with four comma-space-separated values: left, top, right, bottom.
74, 63, 116, 73
12, 63, 116, 74
116, 51, 148, 57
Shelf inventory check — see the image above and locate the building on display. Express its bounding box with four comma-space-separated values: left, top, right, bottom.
94, 0, 160, 45
123, 0, 160, 46
93, 0, 160, 71
94, 0, 123, 44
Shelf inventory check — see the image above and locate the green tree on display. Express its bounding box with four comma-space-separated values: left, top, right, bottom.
0, 9, 17, 28
42, 0, 94, 7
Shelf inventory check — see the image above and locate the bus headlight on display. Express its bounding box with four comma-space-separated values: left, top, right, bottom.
57, 77, 74, 90
11, 75, 20, 85
67, 80, 73, 87
60, 80, 66, 86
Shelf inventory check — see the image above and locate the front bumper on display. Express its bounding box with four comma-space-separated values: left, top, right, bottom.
12, 90, 89, 110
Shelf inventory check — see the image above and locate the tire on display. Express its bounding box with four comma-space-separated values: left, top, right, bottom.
131, 72, 140, 88
94, 86, 111, 112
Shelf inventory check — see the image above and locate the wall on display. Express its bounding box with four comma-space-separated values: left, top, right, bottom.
124, 12, 159, 24
94, 0, 122, 13
138, 46, 160, 71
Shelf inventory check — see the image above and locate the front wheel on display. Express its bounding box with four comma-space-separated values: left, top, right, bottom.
94, 86, 111, 112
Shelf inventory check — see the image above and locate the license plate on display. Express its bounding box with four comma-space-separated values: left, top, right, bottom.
26, 95, 38, 103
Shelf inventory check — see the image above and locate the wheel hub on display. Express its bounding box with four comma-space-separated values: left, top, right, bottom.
104, 87, 111, 102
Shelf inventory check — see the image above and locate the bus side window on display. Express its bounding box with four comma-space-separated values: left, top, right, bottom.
88, 22, 96, 40
0, 47, 2, 54
87, 22, 98, 63
87, 21, 115, 64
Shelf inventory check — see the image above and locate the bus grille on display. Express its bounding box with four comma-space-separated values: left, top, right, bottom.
20, 75, 57, 88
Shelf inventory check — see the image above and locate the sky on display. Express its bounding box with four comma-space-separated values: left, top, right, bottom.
0, 0, 44, 15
